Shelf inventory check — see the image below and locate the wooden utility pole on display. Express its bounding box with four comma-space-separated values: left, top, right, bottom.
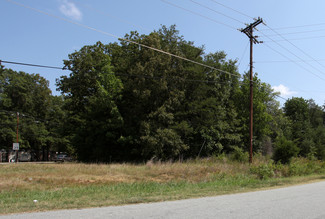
16, 112, 19, 163
240, 17, 263, 164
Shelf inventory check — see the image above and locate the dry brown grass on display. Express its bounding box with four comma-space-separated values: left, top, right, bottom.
1, 158, 325, 214
0, 159, 250, 192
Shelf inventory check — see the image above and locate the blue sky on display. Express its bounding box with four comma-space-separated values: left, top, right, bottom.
1, 0, 325, 106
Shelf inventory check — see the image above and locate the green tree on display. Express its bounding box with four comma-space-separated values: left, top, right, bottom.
185, 52, 241, 157
45, 95, 72, 155
308, 99, 323, 128
283, 97, 312, 156
235, 72, 279, 153
57, 41, 123, 162
108, 25, 243, 160
0, 67, 53, 157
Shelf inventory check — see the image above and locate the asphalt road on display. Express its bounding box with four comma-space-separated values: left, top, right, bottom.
2, 181, 325, 219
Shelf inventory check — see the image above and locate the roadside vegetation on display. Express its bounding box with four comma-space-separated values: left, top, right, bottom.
1, 25, 325, 164
1, 25, 325, 214
1, 156, 325, 214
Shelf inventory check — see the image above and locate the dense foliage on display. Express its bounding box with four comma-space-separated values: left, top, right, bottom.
1, 26, 325, 163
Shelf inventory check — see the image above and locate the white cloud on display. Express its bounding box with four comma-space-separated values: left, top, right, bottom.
59, 0, 82, 21
272, 84, 297, 97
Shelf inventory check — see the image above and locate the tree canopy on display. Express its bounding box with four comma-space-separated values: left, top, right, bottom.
1, 25, 325, 163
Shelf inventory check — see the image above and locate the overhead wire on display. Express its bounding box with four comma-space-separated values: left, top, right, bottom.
204, 0, 324, 99
263, 35, 325, 42
209, 0, 253, 19
206, 0, 325, 74
258, 31, 325, 80
275, 95, 288, 101
187, 0, 303, 98
0, 109, 60, 127
262, 28, 325, 37
5, 0, 241, 79
205, 0, 325, 76
259, 22, 325, 31
1, 60, 66, 70
4, 0, 311, 102
255, 59, 325, 64
1, 59, 288, 101
185, 0, 295, 101
77, 2, 151, 33
262, 43, 325, 85
262, 25, 325, 70
0, 59, 242, 85
190, 0, 245, 25
183, 1, 250, 71
237, 41, 249, 67
160, 0, 238, 30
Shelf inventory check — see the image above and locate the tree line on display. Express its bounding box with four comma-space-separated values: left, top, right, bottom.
1, 26, 325, 163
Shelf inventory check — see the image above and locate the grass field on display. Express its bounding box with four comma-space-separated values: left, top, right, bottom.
1, 156, 325, 214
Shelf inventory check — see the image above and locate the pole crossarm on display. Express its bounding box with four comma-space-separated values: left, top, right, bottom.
240, 17, 263, 44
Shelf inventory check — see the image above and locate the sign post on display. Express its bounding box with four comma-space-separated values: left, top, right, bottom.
13, 143, 19, 151
13, 143, 19, 163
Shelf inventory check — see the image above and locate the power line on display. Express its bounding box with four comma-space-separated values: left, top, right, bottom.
263, 28, 325, 37
259, 22, 325, 31
206, 0, 325, 75
274, 94, 288, 101
209, 0, 253, 20
6, 0, 241, 79
190, 0, 245, 25
0, 62, 284, 98
1, 60, 66, 70
255, 59, 325, 64
262, 35, 325, 42
262, 24, 325, 70
1, 59, 242, 85
78, 2, 151, 33
258, 31, 325, 80
0, 109, 60, 127
237, 41, 250, 67
160, 0, 238, 30
4, 0, 307, 103
262, 43, 325, 81
184, 0, 323, 101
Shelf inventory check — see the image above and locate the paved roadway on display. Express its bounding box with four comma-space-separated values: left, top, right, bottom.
2, 181, 325, 219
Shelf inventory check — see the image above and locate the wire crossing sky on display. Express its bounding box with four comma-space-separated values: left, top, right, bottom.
1, 0, 325, 105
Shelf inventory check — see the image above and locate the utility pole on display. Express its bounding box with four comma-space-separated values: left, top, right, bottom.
240, 17, 263, 164
16, 112, 19, 163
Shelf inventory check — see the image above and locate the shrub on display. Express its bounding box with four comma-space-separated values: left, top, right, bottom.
230, 146, 248, 163
250, 163, 275, 179
273, 137, 299, 164
288, 158, 324, 176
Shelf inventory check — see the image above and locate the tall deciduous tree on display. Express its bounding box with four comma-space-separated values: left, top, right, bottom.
235, 72, 279, 153
108, 25, 243, 160
283, 97, 311, 155
0, 67, 53, 158
57, 41, 123, 162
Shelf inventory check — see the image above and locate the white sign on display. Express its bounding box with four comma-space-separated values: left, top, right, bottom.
13, 143, 19, 150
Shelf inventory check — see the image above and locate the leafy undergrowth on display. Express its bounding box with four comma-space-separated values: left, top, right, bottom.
1, 156, 325, 214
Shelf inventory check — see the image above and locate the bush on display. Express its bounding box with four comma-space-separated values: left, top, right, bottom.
250, 163, 275, 179
230, 146, 248, 163
288, 158, 324, 176
273, 137, 299, 164
250, 158, 325, 179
